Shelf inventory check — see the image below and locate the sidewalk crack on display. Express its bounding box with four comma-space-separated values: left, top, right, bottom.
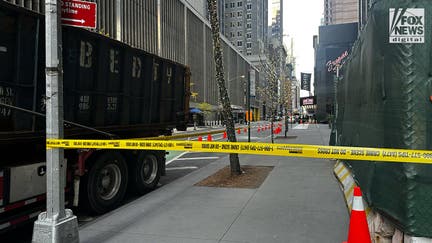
217, 189, 258, 243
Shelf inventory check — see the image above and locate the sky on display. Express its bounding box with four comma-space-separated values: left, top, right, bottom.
281, 0, 324, 96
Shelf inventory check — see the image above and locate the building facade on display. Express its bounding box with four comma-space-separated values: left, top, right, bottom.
324, 0, 358, 25
314, 23, 358, 122
218, 0, 268, 57
184, 0, 207, 18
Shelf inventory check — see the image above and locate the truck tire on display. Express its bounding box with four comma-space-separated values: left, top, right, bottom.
130, 152, 162, 195
82, 151, 128, 214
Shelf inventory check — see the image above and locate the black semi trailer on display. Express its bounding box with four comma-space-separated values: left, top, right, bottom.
0, 2, 190, 231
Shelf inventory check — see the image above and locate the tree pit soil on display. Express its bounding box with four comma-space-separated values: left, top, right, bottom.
195, 165, 274, 189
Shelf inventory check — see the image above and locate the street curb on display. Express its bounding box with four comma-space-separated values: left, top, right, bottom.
333, 161, 372, 220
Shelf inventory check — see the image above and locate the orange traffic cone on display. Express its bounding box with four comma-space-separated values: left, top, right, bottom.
207, 134, 212, 142
198, 136, 202, 142
223, 131, 227, 139
344, 187, 371, 243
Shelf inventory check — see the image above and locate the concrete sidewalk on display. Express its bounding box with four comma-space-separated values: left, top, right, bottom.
80, 124, 349, 243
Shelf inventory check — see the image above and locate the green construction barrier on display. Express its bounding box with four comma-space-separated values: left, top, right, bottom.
335, 0, 432, 237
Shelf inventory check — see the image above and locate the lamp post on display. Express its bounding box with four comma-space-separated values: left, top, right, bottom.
32, 0, 79, 242
228, 75, 246, 86
247, 71, 251, 142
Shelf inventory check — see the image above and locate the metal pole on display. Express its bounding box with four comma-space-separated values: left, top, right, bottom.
115, 0, 122, 41
157, 0, 162, 57
33, 0, 79, 242
247, 70, 251, 142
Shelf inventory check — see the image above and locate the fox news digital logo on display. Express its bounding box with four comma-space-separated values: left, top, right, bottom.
389, 8, 424, 43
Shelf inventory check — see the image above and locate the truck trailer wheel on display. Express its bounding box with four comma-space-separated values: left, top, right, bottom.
130, 152, 162, 195
82, 151, 128, 214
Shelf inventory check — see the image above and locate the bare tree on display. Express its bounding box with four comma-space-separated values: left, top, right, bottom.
207, 0, 241, 175
258, 55, 280, 143
281, 79, 292, 137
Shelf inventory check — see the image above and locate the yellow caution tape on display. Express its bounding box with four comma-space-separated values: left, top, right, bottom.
46, 139, 432, 164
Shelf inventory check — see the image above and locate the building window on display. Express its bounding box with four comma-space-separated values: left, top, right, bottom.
230, 3, 235, 8
230, 32, 234, 38
247, 4, 252, 9
246, 33, 252, 39
238, 22, 242, 27
237, 1, 242, 7
247, 52, 252, 56
238, 11, 242, 17
246, 42, 252, 48
238, 31, 242, 37
247, 23, 251, 29
230, 12, 234, 17
230, 22, 235, 27
237, 41, 243, 46
247, 13, 252, 19
225, 3, 228, 8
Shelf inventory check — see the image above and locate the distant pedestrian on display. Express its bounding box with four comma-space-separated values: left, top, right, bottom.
193, 114, 197, 130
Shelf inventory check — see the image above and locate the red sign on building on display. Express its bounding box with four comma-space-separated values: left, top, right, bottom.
61, 0, 97, 29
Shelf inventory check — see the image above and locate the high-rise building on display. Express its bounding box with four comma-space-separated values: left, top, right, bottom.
314, 23, 358, 121
267, 0, 287, 117
269, 0, 283, 43
324, 0, 358, 25
215, 1, 269, 119
217, 0, 268, 57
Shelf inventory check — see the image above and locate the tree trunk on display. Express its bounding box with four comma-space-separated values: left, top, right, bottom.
207, 0, 241, 175
271, 119, 274, 143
